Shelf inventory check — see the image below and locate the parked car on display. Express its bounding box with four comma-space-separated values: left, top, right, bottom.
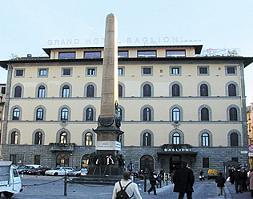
45, 167, 74, 176
0, 161, 22, 198
17, 165, 30, 175
68, 168, 88, 176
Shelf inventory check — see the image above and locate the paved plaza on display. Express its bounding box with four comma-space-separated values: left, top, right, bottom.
3, 175, 251, 199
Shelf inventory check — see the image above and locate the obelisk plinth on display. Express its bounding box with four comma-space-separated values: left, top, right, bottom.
91, 14, 124, 175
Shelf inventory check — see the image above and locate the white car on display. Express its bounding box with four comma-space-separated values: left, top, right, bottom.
68, 168, 88, 176
45, 167, 74, 176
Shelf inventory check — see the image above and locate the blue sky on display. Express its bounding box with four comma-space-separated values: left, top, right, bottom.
0, 0, 252, 104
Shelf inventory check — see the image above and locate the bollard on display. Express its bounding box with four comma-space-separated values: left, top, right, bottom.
64, 174, 67, 196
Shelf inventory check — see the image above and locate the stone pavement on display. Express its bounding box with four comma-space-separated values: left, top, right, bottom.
7, 176, 253, 199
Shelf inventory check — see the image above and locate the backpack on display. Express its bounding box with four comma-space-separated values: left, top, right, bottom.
116, 181, 132, 199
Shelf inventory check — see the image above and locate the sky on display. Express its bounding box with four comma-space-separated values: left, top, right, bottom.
0, 0, 252, 104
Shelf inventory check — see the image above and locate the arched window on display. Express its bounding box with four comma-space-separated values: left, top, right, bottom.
85, 132, 93, 146
62, 85, 70, 98
59, 132, 68, 144
201, 108, 209, 121
172, 132, 180, 144
86, 85, 95, 97
172, 84, 180, 96
200, 84, 208, 96
61, 108, 69, 121
172, 107, 180, 122
143, 132, 151, 146
37, 85, 46, 98
143, 107, 152, 121
14, 86, 22, 98
229, 107, 238, 121
10, 131, 19, 144
230, 132, 239, 146
36, 108, 44, 121
86, 108, 94, 121
12, 108, 20, 120
34, 131, 43, 145
201, 133, 209, 146
118, 84, 123, 98
143, 84, 151, 97
228, 84, 236, 96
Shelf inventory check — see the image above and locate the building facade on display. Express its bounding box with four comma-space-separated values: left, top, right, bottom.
247, 103, 253, 168
0, 84, 6, 157
0, 45, 252, 175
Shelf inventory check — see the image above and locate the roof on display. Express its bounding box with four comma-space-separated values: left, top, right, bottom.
1, 56, 253, 69
43, 44, 203, 55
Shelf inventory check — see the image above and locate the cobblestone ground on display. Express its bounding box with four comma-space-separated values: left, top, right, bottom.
4, 176, 252, 199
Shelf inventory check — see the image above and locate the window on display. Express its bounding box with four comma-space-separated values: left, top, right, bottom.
172, 132, 180, 144
230, 132, 239, 146
14, 86, 22, 98
37, 85, 46, 98
59, 132, 68, 144
142, 67, 152, 75
171, 67, 180, 75
226, 66, 236, 75
201, 108, 209, 121
202, 157, 209, 168
86, 108, 94, 121
143, 132, 151, 146
10, 131, 19, 144
172, 84, 180, 97
58, 52, 76, 59
38, 68, 48, 77
172, 107, 180, 122
84, 51, 101, 59
143, 84, 152, 97
118, 67, 124, 76
143, 107, 152, 121
1, 87, 6, 94
12, 108, 20, 120
201, 133, 210, 146
62, 68, 72, 76
118, 51, 129, 58
118, 84, 123, 98
34, 155, 41, 165
228, 84, 237, 96
137, 50, 156, 58
15, 69, 24, 77
87, 68, 96, 76
62, 85, 70, 98
61, 108, 69, 121
36, 108, 44, 121
166, 50, 186, 57
198, 66, 209, 75
86, 85, 95, 97
34, 132, 43, 145
85, 132, 93, 146
229, 108, 238, 121
200, 84, 208, 96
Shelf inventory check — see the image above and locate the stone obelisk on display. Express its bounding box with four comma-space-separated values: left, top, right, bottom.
91, 14, 124, 175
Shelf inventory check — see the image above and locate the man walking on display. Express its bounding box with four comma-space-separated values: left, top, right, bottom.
173, 161, 195, 199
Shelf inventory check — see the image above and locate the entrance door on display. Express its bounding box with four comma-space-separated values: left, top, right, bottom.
140, 155, 154, 174
170, 155, 181, 172
56, 153, 70, 167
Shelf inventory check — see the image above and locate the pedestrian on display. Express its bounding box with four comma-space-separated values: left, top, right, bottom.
147, 171, 157, 195
112, 171, 142, 199
173, 161, 194, 199
199, 170, 204, 181
215, 172, 226, 196
248, 169, 253, 198
156, 173, 162, 188
234, 167, 243, 193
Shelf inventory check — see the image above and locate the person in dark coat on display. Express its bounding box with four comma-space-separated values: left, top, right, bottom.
234, 168, 243, 193
147, 171, 157, 195
215, 172, 226, 196
173, 161, 194, 199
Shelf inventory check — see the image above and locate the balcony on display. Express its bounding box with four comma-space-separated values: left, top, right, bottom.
49, 143, 75, 152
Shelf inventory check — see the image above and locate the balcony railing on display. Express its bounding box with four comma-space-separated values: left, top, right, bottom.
49, 143, 75, 152
161, 144, 193, 152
